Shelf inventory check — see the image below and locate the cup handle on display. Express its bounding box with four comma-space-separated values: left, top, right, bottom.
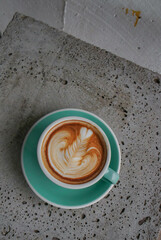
102, 167, 119, 184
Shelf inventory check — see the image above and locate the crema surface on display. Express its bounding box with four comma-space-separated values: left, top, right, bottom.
41, 120, 107, 184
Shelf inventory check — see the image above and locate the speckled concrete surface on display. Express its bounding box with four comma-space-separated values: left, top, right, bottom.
0, 13, 160, 240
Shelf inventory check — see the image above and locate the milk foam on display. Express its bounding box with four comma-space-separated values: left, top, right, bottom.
48, 127, 101, 178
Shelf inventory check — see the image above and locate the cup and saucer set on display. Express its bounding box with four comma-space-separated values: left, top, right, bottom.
21, 109, 121, 209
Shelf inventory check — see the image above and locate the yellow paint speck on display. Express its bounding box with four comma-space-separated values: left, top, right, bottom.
125, 8, 129, 14
132, 10, 141, 27
123, 8, 141, 27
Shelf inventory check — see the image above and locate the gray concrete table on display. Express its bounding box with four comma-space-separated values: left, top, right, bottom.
0, 13, 160, 240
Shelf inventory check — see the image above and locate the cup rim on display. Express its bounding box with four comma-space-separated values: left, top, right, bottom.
37, 116, 111, 189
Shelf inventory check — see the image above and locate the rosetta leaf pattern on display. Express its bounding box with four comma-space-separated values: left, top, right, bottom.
64, 127, 93, 165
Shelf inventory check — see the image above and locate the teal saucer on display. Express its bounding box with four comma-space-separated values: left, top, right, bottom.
21, 109, 121, 209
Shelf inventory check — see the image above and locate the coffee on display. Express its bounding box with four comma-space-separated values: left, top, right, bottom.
41, 120, 107, 184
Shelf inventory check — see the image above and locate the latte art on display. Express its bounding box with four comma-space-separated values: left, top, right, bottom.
41, 120, 107, 184
48, 127, 99, 178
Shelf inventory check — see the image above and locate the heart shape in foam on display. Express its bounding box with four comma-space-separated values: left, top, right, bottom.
21, 109, 121, 209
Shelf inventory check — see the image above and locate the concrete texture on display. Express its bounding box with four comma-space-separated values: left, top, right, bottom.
0, 13, 161, 240
1, 0, 161, 75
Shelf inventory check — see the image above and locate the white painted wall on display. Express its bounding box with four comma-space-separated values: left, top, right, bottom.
0, 0, 161, 74
0, 0, 65, 32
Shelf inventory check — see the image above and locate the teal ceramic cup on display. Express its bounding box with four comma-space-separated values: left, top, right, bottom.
37, 116, 119, 189
21, 108, 121, 208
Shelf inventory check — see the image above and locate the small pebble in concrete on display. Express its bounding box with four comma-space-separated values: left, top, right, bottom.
1, 226, 11, 236
138, 216, 151, 225
81, 214, 86, 219
154, 78, 160, 84
120, 208, 125, 214
60, 78, 68, 85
